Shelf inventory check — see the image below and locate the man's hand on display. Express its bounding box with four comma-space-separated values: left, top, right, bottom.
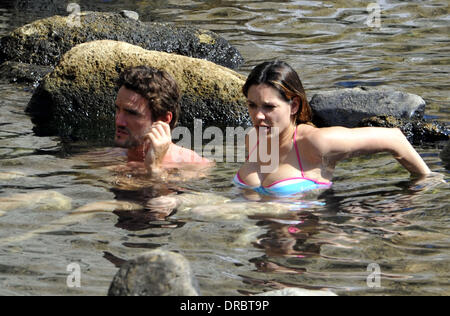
144, 121, 172, 174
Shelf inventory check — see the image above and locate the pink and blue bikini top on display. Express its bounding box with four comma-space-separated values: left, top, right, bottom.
233, 127, 332, 197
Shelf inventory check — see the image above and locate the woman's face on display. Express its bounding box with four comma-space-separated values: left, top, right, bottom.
247, 84, 296, 137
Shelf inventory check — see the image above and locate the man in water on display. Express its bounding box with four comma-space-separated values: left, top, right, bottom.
114, 65, 210, 175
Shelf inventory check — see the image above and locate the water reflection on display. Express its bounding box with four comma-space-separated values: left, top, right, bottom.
251, 212, 321, 259
74, 149, 187, 228
230, 174, 448, 294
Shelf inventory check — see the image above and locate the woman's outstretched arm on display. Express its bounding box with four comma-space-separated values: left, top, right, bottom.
310, 126, 431, 175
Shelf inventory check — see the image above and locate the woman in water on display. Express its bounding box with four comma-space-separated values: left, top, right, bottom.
234, 61, 431, 197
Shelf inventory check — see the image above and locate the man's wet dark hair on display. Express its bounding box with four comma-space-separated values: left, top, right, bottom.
118, 66, 181, 129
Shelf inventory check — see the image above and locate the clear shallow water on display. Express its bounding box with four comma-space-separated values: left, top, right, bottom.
0, 0, 449, 296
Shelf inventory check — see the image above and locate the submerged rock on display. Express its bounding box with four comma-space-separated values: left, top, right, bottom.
184, 203, 293, 221
0, 11, 244, 70
108, 249, 200, 296
256, 287, 337, 296
0, 190, 72, 212
440, 141, 450, 169
310, 87, 426, 128
74, 200, 144, 213
358, 115, 449, 145
0, 171, 27, 180
26, 40, 249, 142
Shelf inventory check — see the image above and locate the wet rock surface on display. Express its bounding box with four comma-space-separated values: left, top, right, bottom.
26, 40, 249, 142
309, 87, 448, 144
440, 141, 450, 170
0, 61, 51, 86
358, 115, 449, 145
310, 87, 426, 128
108, 249, 200, 296
0, 11, 244, 70
2, 13, 444, 145
0, 190, 72, 212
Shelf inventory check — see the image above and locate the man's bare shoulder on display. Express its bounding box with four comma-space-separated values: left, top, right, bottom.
165, 144, 212, 164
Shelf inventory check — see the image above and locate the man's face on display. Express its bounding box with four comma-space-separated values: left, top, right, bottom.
114, 86, 153, 148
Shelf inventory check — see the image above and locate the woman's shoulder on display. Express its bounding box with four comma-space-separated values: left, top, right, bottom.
297, 123, 317, 133
296, 123, 323, 142
296, 124, 345, 155
298, 124, 352, 142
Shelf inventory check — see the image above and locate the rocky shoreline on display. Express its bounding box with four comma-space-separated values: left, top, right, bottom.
25, 40, 249, 141
309, 87, 448, 145
0, 11, 447, 144
0, 11, 244, 70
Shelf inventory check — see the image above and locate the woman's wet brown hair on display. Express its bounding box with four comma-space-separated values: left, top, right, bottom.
243, 61, 313, 125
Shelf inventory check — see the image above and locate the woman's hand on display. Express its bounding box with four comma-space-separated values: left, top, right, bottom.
410, 171, 447, 191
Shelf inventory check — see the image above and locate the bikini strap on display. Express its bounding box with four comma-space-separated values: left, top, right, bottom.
246, 140, 259, 162
293, 126, 305, 177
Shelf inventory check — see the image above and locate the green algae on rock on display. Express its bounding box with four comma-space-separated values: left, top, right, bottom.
26, 40, 249, 142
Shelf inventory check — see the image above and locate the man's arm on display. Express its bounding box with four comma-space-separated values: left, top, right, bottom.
144, 121, 212, 177
144, 121, 173, 176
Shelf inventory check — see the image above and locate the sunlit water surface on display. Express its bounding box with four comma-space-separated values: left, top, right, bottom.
0, 0, 449, 296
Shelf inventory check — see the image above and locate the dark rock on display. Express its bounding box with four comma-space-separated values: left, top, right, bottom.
358, 115, 449, 145
0, 11, 244, 70
2, 1, 154, 33
26, 40, 249, 142
310, 87, 447, 144
310, 87, 426, 128
0, 61, 51, 86
440, 141, 450, 169
8, 0, 65, 13
120, 10, 139, 21
108, 249, 200, 296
